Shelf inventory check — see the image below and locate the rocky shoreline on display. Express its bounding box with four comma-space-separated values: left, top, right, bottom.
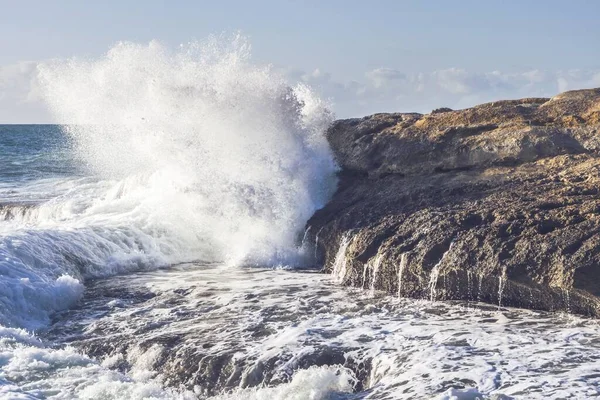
309, 88, 600, 316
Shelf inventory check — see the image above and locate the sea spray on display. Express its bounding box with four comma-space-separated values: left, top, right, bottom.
0, 35, 338, 333
36, 35, 338, 268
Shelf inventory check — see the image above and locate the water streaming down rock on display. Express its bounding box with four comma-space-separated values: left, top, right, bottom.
331, 234, 352, 283
367, 253, 384, 292
396, 252, 408, 297
0, 203, 38, 221
498, 266, 507, 308
312, 226, 325, 262
428, 242, 455, 302
361, 258, 370, 289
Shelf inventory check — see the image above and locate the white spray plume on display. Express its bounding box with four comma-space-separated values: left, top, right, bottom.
37, 35, 337, 267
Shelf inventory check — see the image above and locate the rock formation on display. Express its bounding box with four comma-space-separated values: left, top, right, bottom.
308, 88, 600, 316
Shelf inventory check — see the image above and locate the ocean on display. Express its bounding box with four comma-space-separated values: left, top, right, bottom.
1, 38, 600, 399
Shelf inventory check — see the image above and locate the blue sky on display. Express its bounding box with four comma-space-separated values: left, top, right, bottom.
1, 0, 599, 122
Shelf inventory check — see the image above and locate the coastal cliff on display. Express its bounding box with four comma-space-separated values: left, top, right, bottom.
309, 88, 600, 316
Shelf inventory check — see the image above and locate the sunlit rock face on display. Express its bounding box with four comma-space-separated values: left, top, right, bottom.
309, 88, 600, 316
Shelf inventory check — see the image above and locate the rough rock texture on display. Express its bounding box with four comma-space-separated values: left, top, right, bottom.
308, 88, 600, 316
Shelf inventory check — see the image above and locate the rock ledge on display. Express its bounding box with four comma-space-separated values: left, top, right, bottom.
309, 88, 600, 316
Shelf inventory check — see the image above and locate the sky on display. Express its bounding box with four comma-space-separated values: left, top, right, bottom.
1, 0, 599, 123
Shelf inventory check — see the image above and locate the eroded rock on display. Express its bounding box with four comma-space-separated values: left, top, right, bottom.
309, 88, 600, 316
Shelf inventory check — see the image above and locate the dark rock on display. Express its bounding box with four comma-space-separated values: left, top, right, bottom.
431, 107, 453, 114
309, 88, 600, 317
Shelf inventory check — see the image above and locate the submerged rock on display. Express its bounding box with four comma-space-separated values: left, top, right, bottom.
309, 88, 600, 316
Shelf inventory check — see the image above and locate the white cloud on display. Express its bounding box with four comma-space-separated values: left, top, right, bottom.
433, 68, 488, 94
1, 59, 600, 122
289, 67, 600, 118
0, 61, 50, 123
366, 68, 406, 88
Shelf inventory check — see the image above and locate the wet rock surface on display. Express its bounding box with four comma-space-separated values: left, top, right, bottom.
309, 88, 600, 316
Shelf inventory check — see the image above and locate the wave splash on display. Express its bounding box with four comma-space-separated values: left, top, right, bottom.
37, 35, 337, 267
0, 36, 336, 329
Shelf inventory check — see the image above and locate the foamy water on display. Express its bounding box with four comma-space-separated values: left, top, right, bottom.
5, 265, 600, 399
0, 36, 599, 400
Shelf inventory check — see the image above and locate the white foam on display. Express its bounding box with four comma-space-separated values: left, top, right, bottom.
0, 327, 194, 400
211, 366, 355, 400
2, 265, 600, 399
31, 265, 598, 400
435, 388, 487, 400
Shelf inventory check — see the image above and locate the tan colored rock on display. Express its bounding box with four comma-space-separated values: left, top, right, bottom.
309, 88, 600, 316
